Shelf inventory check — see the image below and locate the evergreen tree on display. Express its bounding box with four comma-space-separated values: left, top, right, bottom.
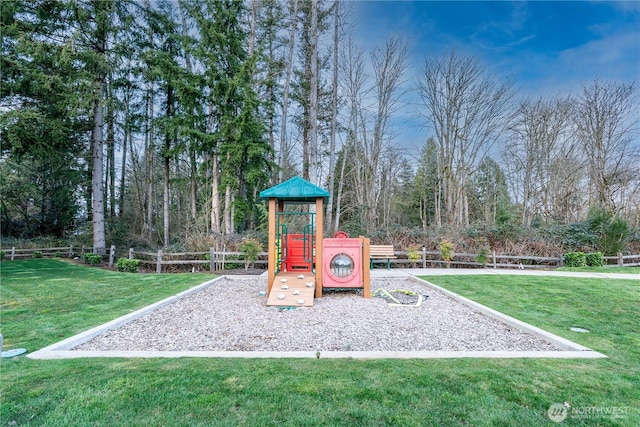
291, 0, 332, 183
0, 0, 87, 237
472, 156, 510, 225
413, 138, 440, 230
184, 0, 273, 234
389, 158, 420, 227
250, 0, 286, 162
76, 0, 116, 254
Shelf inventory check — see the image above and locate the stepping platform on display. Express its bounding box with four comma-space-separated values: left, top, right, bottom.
267, 272, 315, 307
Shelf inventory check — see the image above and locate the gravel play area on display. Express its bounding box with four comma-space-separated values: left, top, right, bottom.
73, 276, 561, 353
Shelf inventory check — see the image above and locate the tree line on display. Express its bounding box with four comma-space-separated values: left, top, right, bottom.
1, 0, 638, 254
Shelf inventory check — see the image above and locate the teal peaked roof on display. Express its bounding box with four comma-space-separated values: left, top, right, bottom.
259, 176, 329, 202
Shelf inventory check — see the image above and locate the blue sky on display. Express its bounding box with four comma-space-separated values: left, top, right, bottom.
353, 0, 640, 93
349, 0, 640, 152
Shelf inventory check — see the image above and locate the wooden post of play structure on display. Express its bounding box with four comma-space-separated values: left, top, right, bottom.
277, 200, 284, 273
315, 197, 324, 298
267, 198, 277, 294
361, 236, 371, 298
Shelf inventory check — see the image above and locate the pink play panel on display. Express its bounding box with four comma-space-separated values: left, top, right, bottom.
322, 238, 363, 288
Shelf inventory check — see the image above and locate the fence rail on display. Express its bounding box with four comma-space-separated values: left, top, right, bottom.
2, 245, 90, 261
2, 245, 639, 272
395, 250, 640, 269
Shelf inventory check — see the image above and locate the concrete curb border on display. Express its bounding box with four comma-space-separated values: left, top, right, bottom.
29, 276, 226, 354
28, 273, 607, 360
408, 276, 595, 352
27, 350, 606, 360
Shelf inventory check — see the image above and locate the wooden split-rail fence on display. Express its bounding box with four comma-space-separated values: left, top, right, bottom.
2, 245, 639, 273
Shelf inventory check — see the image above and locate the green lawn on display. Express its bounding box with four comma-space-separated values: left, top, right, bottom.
557, 266, 639, 274
1, 260, 639, 426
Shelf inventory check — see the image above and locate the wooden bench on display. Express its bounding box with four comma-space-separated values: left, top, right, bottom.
369, 245, 396, 269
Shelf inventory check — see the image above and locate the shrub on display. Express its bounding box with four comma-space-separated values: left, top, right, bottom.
116, 258, 140, 273
439, 240, 455, 268
406, 246, 421, 266
201, 253, 211, 271
32, 251, 43, 259
587, 207, 630, 255
0, 250, 4, 260
239, 238, 262, 271
221, 255, 244, 270
476, 247, 490, 267
586, 252, 604, 267
564, 252, 587, 267
82, 253, 103, 265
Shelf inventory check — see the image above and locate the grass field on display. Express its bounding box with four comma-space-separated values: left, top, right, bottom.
557, 266, 639, 274
1, 259, 639, 426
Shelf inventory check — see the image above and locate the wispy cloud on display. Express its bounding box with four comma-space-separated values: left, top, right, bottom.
607, 0, 640, 14
558, 29, 640, 83
350, 0, 639, 149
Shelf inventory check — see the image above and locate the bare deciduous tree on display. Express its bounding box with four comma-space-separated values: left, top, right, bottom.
504, 95, 579, 224
340, 36, 408, 232
417, 51, 513, 227
575, 79, 639, 215
337, 37, 367, 230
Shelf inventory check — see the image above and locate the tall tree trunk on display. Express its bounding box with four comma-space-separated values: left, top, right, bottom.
92, 77, 106, 254
145, 88, 154, 242
210, 154, 221, 233
163, 81, 173, 247
334, 150, 347, 231
163, 154, 170, 246
174, 161, 183, 233
129, 124, 144, 232
279, 0, 298, 182
119, 83, 131, 218
224, 182, 233, 234
308, 0, 319, 185
106, 78, 116, 219
435, 180, 442, 227
326, 0, 339, 233
89, 0, 113, 254
179, 2, 198, 220
190, 150, 197, 220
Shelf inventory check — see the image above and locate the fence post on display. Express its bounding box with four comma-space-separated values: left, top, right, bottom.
492, 251, 496, 269
69, 245, 74, 259
559, 254, 564, 267
109, 245, 116, 267
618, 252, 623, 266
129, 248, 134, 259
11, 247, 15, 261
210, 247, 215, 272
422, 246, 426, 269
222, 245, 226, 270
156, 250, 163, 274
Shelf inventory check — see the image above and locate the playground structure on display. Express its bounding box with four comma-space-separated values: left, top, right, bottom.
259, 176, 370, 307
